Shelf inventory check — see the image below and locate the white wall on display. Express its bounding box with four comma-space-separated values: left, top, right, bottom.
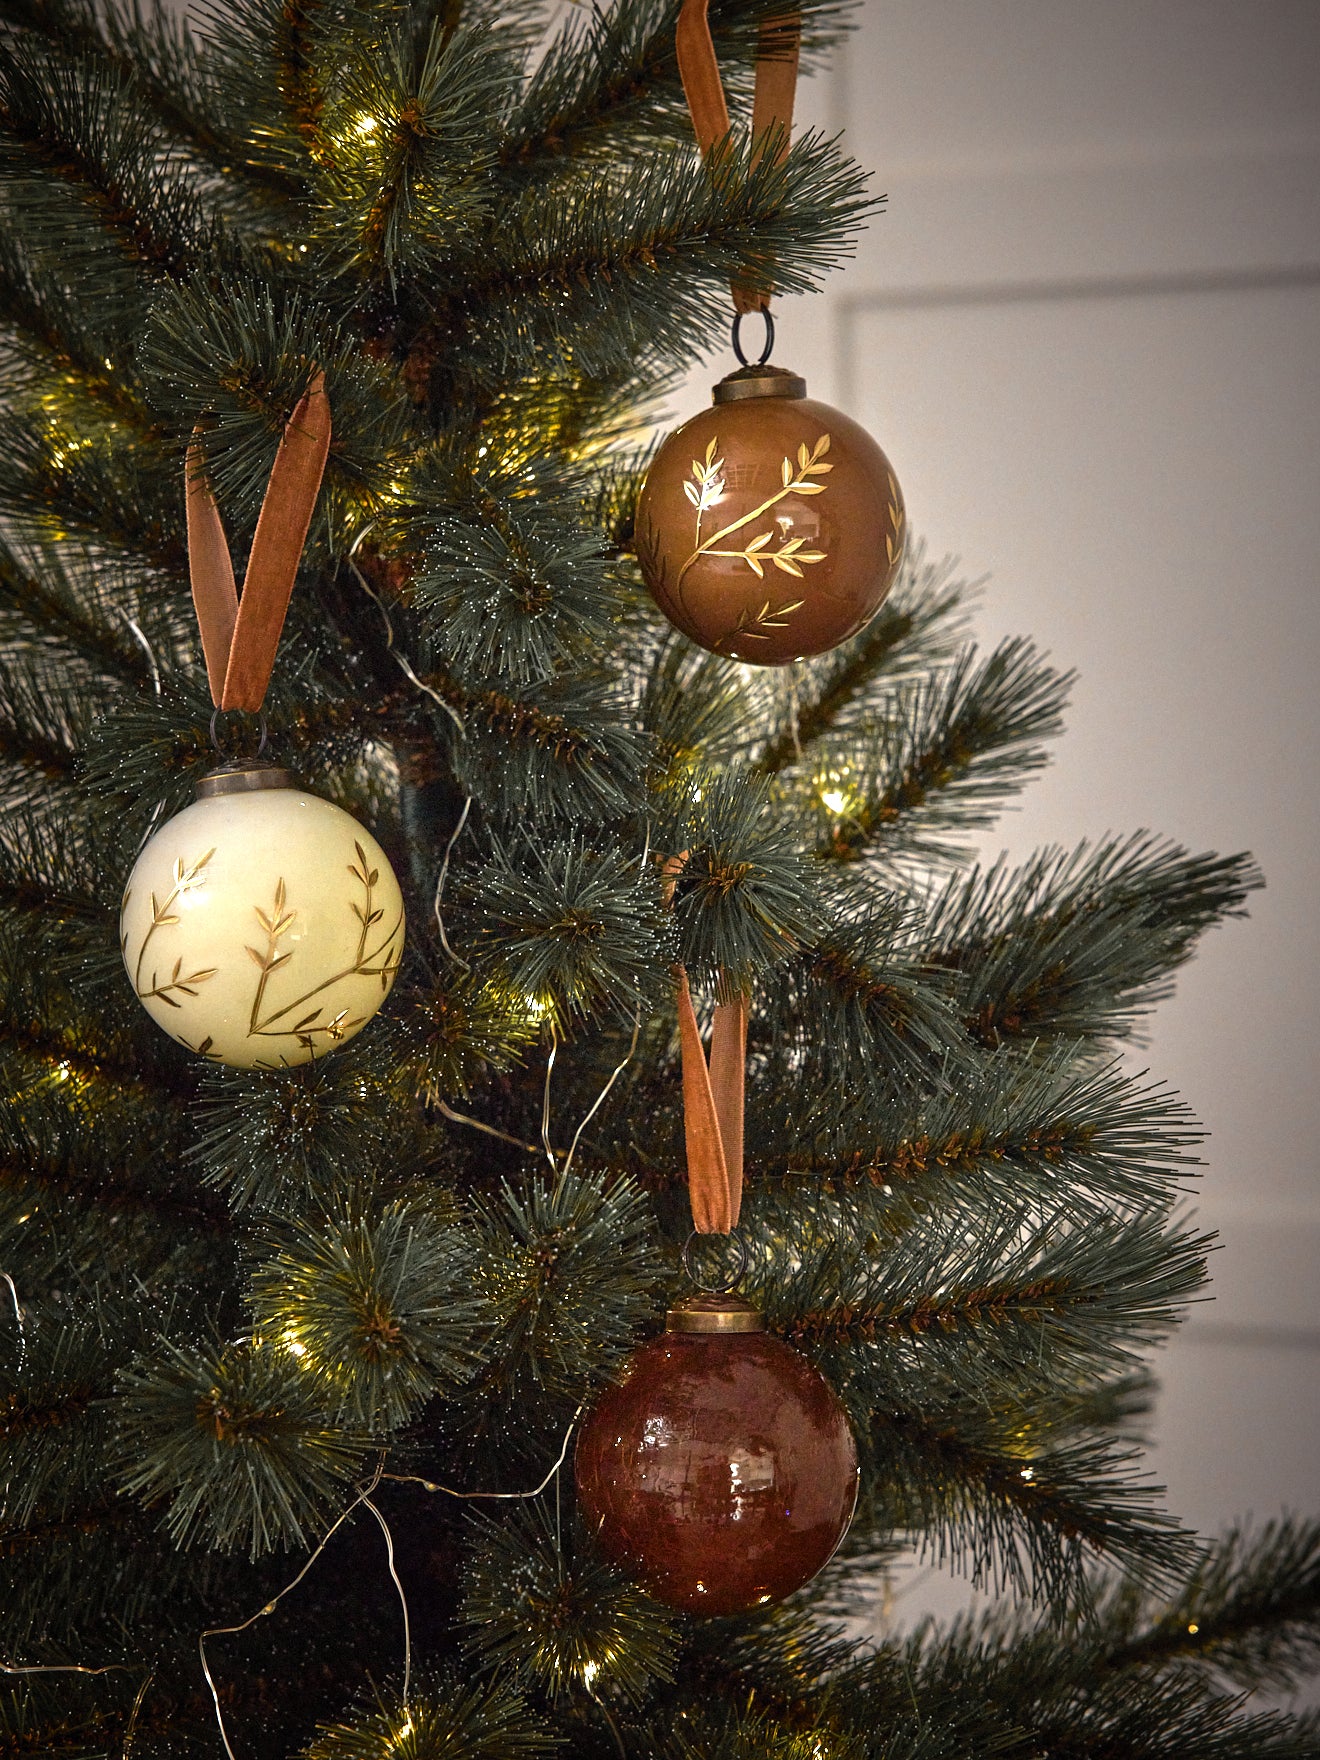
721, 0, 1320, 1652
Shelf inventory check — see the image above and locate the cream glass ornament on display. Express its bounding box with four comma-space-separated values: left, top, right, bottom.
120, 762, 404, 1069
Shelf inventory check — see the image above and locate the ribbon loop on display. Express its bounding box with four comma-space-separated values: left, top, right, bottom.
663, 853, 750, 1238
675, 964, 735, 1234
185, 371, 332, 713
186, 437, 238, 703
676, 0, 802, 313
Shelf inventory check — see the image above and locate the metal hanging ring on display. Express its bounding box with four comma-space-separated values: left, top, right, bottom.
731, 307, 775, 368
682, 1228, 747, 1294
208, 707, 269, 759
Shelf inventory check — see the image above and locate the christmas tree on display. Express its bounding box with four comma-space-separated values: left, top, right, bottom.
2, 0, 1318, 1755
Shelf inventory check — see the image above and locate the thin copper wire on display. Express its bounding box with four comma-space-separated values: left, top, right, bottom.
433, 794, 473, 970
360, 1494, 411, 1711
118, 612, 162, 696
198, 1460, 386, 1760
1, 1270, 25, 1371
123, 1669, 155, 1756
381, 1403, 584, 1500
345, 535, 465, 737
436, 1098, 545, 1158
0, 1659, 134, 1678
541, 1035, 559, 1172
561, 1011, 641, 1179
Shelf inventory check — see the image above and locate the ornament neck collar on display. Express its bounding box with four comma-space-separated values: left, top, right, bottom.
712, 364, 808, 404
196, 760, 296, 799
666, 1292, 765, 1334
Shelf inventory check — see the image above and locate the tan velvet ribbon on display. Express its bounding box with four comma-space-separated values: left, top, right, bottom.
675, 0, 802, 314
663, 854, 749, 1235
185, 371, 332, 712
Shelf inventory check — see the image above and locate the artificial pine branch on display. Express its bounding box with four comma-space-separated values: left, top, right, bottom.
1, 0, 297, 195
1102, 1517, 1320, 1692
0, 536, 160, 686
805, 639, 1072, 868
0, 36, 208, 275
925, 836, 1263, 1045
405, 128, 873, 384
753, 1055, 1201, 1218
752, 552, 971, 777
0, 1, 1302, 1751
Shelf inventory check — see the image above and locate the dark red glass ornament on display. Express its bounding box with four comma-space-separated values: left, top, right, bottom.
575, 1293, 858, 1615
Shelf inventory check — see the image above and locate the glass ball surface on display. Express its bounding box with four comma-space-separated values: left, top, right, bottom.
119, 780, 404, 1068
575, 1327, 858, 1614
636, 377, 905, 665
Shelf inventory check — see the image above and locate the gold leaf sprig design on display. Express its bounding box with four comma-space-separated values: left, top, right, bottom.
721, 596, 806, 649
248, 842, 403, 1056
124, 848, 217, 997
885, 469, 905, 568
246, 876, 297, 1035
683, 437, 726, 539
138, 954, 220, 1010
126, 841, 403, 1064
678, 433, 832, 599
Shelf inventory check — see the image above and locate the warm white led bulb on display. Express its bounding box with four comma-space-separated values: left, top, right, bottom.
119, 764, 405, 1069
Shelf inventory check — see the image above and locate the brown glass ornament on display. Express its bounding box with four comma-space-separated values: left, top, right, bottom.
575, 1293, 858, 1615
636, 363, 905, 665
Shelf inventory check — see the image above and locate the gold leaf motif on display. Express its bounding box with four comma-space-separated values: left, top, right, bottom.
130, 839, 404, 1063
722, 597, 806, 646
676, 432, 834, 591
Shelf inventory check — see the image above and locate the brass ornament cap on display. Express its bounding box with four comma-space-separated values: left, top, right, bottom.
636, 367, 905, 665
119, 782, 405, 1069
196, 760, 295, 799
666, 1291, 766, 1333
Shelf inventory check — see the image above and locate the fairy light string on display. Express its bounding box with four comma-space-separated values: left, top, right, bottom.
198, 1407, 586, 1759
192, 1010, 638, 1754
5, 441, 645, 1749
1, 1270, 25, 1372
